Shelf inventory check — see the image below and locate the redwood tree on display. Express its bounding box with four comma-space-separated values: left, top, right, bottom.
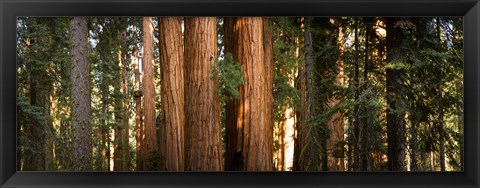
158, 17, 185, 171
184, 17, 222, 171
224, 17, 274, 171
139, 17, 158, 171
263, 18, 275, 172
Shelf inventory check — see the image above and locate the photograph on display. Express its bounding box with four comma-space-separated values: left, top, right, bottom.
16, 16, 464, 172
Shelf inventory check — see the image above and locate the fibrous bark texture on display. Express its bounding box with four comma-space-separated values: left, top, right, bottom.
184, 17, 222, 171
139, 17, 158, 171
224, 17, 273, 171
158, 17, 185, 171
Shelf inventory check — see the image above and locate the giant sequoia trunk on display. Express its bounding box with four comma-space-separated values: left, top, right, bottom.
223, 17, 241, 171
224, 17, 274, 171
263, 17, 275, 172
139, 17, 158, 170
70, 17, 91, 171
184, 17, 222, 171
158, 17, 185, 171
385, 17, 407, 171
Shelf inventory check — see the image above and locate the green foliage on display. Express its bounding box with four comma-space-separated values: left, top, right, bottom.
272, 18, 301, 118
210, 53, 244, 103
17, 96, 51, 170
271, 17, 301, 158
17, 96, 49, 130
15, 16, 464, 172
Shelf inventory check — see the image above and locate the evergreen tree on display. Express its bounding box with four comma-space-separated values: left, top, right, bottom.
70, 17, 91, 171
158, 17, 185, 171
139, 17, 158, 171
184, 17, 222, 171
224, 17, 274, 171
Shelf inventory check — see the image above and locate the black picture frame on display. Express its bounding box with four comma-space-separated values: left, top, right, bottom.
1, 0, 479, 187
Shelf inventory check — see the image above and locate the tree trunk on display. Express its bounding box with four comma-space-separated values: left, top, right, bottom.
263, 17, 275, 172
224, 17, 273, 171
409, 116, 418, 171
100, 122, 107, 171
326, 20, 345, 171
114, 59, 123, 171
293, 18, 306, 171
303, 20, 320, 171
114, 28, 130, 171
285, 33, 302, 171
430, 151, 435, 170
277, 118, 286, 171
100, 72, 110, 171
385, 17, 407, 171
352, 18, 361, 171
132, 20, 144, 171
223, 17, 241, 171
436, 17, 446, 172
48, 75, 57, 171
439, 104, 446, 171
184, 17, 222, 171
121, 29, 130, 171
360, 18, 374, 171
140, 17, 158, 170
158, 17, 185, 171
70, 17, 91, 171
114, 42, 124, 171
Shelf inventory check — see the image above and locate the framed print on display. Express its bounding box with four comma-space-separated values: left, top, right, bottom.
1, 0, 479, 187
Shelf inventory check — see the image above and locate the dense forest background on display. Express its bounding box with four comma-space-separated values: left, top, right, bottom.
16, 17, 463, 171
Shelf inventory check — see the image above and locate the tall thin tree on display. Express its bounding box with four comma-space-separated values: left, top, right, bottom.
263, 17, 275, 172
70, 16, 91, 171
303, 18, 320, 171
140, 17, 158, 171
132, 19, 143, 171
121, 28, 130, 171
385, 17, 407, 171
326, 18, 345, 171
